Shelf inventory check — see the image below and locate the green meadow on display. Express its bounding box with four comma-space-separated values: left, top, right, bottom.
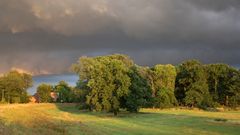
0, 104, 239, 135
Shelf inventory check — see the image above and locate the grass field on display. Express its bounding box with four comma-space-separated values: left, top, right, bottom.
0, 104, 239, 135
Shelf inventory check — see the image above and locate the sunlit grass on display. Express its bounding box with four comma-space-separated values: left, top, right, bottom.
0, 104, 239, 135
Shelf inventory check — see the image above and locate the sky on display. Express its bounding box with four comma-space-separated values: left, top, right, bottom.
0, 0, 240, 75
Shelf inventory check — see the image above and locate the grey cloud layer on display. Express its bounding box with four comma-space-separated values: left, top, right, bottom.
0, 0, 239, 74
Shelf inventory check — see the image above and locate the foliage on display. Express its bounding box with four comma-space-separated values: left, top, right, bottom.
155, 88, 177, 108
54, 81, 73, 103
137, 66, 156, 99
152, 64, 178, 108
73, 54, 132, 115
205, 64, 230, 105
0, 71, 33, 103
175, 60, 212, 107
224, 68, 240, 107
205, 64, 240, 107
73, 80, 91, 109
37, 84, 53, 103
122, 66, 152, 112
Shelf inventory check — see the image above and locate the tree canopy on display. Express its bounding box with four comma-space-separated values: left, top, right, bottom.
122, 66, 152, 112
73, 54, 132, 115
152, 64, 177, 108
175, 60, 211, 108
37, 84, 53, 103
55, 81, 73, 103
0, 71, 33, 103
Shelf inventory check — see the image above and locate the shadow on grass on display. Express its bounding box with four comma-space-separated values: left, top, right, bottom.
54, 103, 240, 126
54, 103, 153, 118
54, 103, 218, 117
53, 103, 240, 135
54, 103, 232, 121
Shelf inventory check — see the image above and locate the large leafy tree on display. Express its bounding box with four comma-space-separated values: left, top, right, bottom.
73, 80, 91, 108
122, 66, 152, 112
0, 71, 33, 103
55, 81, 73, 103
20, 73, 33, 103
73, 54, 131, 115
205, 64, 230, 105
226, 68, 240, 107
205, 64, 240, 107
37, 84, 53, 103
175, 60, 212, 107
138, 65, 177, 108
138, 67, 156, 100
152, 64, 178, 108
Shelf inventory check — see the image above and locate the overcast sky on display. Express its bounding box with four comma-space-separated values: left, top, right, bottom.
0, 0, 240, 74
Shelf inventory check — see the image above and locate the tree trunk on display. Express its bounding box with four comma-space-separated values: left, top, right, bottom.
214, 79, 218, 101
226, 96, 229, 106
151, 78, 155, 97
113, 110, 118, 116
1, 90, 5, 102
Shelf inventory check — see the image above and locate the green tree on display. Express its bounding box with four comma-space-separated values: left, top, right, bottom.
73, 80, 91, 108
20, 73, 33, 103
223, 68, 240, 107
73, 54, 131, 115
205, 64, 230, 105
76, 80, 90, 101
122, 66, 152, 112
175, 60, 212, 108
155, 88, 177, 108
152, 64, 178, 108
0, 71, 33, 103
37, 84, 52, 103
55, 81, 73, 103
0, 77, 6, 103
138, 67, 156, 100
205, 64, 240, 107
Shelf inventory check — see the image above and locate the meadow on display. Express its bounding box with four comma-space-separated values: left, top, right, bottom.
0, 104, 239, 135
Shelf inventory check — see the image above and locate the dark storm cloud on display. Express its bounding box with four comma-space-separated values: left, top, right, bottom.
185, 0, 240, 11
0, 0, 239, 74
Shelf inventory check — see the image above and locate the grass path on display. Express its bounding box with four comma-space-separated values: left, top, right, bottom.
0, 104, 240, 135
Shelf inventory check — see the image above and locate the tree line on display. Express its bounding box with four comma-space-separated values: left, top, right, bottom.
1, 54, 239, 116
72, 54, 240, 115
